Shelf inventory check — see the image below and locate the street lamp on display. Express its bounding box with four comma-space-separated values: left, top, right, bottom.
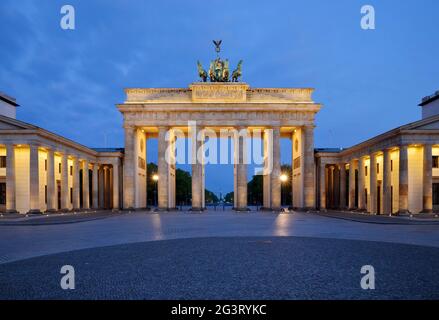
152, 174, 159, 206
279, 173, 288, 206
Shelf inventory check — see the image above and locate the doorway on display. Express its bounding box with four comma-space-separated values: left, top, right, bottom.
57, 180, 61, 210
377, 182, 381, 215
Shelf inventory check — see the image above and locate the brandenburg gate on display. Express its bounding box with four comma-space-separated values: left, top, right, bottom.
117, 42, 321, 212
117, 82, 321, 211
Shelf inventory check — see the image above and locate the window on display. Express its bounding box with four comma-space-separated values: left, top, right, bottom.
45, 185, 47, 204
70, 166, 73, 176
0, 156, 6, 168
391, 160, 393, 172
45, 159, 47, 171
365, 166, 368, 177
70, 187, 73, 204
59, 163, 62, 174
377, 163, 380, 174
0, 183, 6, 205
433, 184, 439, 205
433, 156, 439, 169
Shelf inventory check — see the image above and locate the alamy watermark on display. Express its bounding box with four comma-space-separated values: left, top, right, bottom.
360, 265, 375, 290
60, 5, 75, 30
361, 5, 375, 30
60, 265, 75, 290
162, 121, 274, 175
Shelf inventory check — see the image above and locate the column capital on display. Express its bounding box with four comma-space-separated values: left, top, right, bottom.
423, 143, 433, 148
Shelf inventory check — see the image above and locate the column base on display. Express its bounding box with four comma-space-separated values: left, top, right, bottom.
130, 207, 149, 211
189, 207, 204, 211
233, 207, 251, 212
27, 209, 43, 215
232, 207, 251, 212
45, 209, 58, 214
396, 210, 410, 216
294, 207, 316, 212
5, 209, 19, 214
421, 209, 433, 214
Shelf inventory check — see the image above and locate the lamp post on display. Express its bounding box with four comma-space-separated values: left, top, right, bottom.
280, 173, 288, 207
152, 174, 159, 207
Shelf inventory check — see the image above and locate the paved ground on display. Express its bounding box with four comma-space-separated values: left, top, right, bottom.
1, 209, 439, 264
1, 209, 439, 299
0, 210, 124, 226
1, 236, 438, 300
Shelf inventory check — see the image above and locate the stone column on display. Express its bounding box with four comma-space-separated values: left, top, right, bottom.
123, 125, 135, 209
72, 157, 80, 210
333, 166, 340, 208
358, 157, 365, 211
383, 149, 392, 215
319, 162, 326, 211
60, 153, 69, 211
103, 166, 109, 208
112, 163, 119, 210
82, 160, 90, 209
369, 153, 377, 214
329, 166, 334, 207
398, 145, 409, 214
46, 148, 56, 212
262, 129, 272, 209
92, 163, 99, 209
28, 144, 41, 214
348, 159, 356, 210
303, 126, 316, 210
271, 126, 281, 210
235, 126, 248, 211
5, 145, 17, 213
339, 163, 346, 209
191, 125, 204, 211
98, 166, 104, 208
167, 130, 176, 209
158, 126, 169, 210
423, 144, 433, 213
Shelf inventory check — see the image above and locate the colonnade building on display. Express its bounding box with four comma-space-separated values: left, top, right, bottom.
0, 92, 122, 213
0, 84, 438, 216
316, 91, 439, 214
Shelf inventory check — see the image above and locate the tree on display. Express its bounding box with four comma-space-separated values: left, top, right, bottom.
147, 162, 218, 206
224, 192, 234, 203
176, 168, 191, 205
205, 190, 219, 204
231, 164, 293, 206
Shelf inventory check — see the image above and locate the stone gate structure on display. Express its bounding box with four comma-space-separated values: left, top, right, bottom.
117, 82, 322, 211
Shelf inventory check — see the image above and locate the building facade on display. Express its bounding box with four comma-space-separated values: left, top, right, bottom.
316, 91, 439, 215
0, 86, 438, 215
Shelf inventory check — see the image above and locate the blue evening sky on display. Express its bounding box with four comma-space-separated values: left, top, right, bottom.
1, 0, 438, 195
